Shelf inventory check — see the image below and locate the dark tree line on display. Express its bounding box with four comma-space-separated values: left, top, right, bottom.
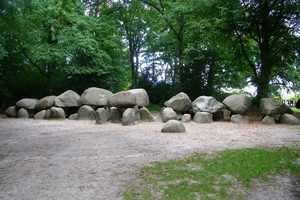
0, 0, 299, 110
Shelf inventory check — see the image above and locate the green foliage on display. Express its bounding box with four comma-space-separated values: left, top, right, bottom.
124, 147, 300, 199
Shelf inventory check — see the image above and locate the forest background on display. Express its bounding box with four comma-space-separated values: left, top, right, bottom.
0, 0, 299, 112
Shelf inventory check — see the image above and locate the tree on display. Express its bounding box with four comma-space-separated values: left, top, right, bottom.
1, 0, 127, 96
218, 0, 300, 99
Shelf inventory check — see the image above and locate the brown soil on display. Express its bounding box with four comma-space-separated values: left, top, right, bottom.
0, 112, 300, 199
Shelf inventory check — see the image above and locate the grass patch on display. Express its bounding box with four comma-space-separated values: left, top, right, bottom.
124, 147, 300, 199
291, 107, 300, 113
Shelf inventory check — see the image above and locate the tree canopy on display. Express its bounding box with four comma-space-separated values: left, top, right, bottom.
0, 0, 299, 110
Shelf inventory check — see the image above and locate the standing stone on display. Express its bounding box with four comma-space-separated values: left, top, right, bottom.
139, 107, 155, 122
106, 107, 111, 121
181, 114, 191, 123
17, 108, 29, 118
161, 120, 186, 133
34, 110, 47, 120
223, 94, 252, 114
36, 96, 56, 111
95, 108, 107, 125
127, 88, 150, 107
193, 112, 213, 123
122, 108, 136, 126
192, 96, 224, 114
261, 115, 276, 125
50, 107, 65, 119
55, 90, 81, 107
279, 114, 300, 125
77, 105, 96, 120
230, 114, 250, 124
80, 87, 113, 106
133, 105, 141, 121
16, 98, 39, 109
162, 107, 177, 122
164, 92, 192, 112
5, 106, 17, 118
107, 91, 136, 108
260, 98, 293, 115
110, 107, 120, 123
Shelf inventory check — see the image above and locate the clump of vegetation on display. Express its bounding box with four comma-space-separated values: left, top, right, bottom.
124, 147, 300, 200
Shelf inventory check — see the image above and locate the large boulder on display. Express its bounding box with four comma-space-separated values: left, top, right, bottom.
193, 112, 213, 123
261, 115, 276, 125
230, 114, 250, 124
17, 108, 29, 118
5, 106, 17, 118
122, 108, 137, 126
107, 91, 136, 108
77, 105, 96, 120
95, 108, 107, 125
139, 107, 155, 122
192, 96, 224, 114
162, 107, 177, 122
223, 94, 252, 114
127, 88, 149, 107
161, 120, 186, 133
164, 92, 192, 112
260, 98, 293, 115
34, 110, 47, 120
36, 96, 56, 111
16, 98, 39, 109
50, 107, 65, 119
80, 87, 113, 106
55, 90, 81, 107
279, 114, 300, 125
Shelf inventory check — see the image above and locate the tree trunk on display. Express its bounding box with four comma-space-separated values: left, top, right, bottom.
256, 50, 271, 99
130, 51, 136, 89
46, 63, 53, 95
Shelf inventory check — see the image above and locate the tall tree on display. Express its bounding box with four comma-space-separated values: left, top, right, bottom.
218, 0, 300, 99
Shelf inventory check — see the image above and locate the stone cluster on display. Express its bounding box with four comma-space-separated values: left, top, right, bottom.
4, 90, 300, 133
5, 87, 154, 125
161, 93, 300, 132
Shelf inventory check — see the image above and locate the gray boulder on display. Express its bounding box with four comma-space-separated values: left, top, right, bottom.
50, 107, 65, 119
139, 107, 155, 122
17, 108, 29, 118
279, 114, 300, 125
223, 94, 252, 114
193, 112, 213, 123
95, 108, 107, 125
5, 106, 17, 118
164, 92, 192, 112
162, 107, 177, 122
80, 87, 113, 106
36, 96, 56, 111
34, 110, 47, 120
122, 108, 136, 126
181, 114, 191, 123
110, 107, 120, 123
261, 115, 276, 125
106, 107, 111, 121
231, 114, 250, 124
161, 120, 186, 133
260, 98, 293, 115
16, 98, 39, 109
77, 105, 96, 120
69, 113, 78, 120
107, 91, 136, 108
127, 88, 149, 107
55, 90, 81, 107
192, 96, 224, 114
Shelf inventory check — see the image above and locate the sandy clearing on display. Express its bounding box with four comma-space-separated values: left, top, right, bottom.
0, 115, 299, 199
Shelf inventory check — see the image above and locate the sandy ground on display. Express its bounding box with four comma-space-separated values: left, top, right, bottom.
0, 113, 300, 200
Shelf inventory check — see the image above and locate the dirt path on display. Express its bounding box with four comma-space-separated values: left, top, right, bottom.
0, 115, 300, 199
